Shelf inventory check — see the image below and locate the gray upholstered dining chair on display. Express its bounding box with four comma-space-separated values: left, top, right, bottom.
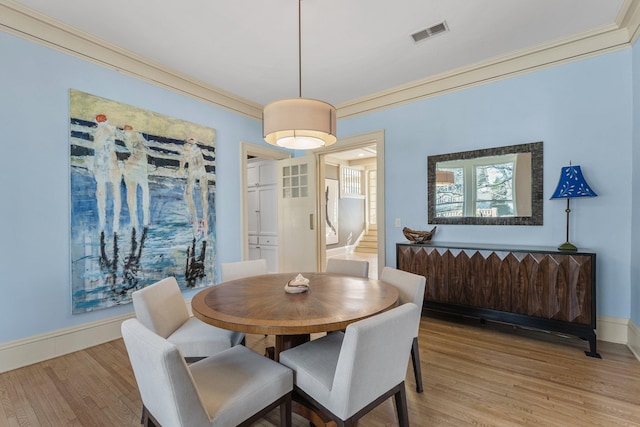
132, 276, 244, 363
279, 303, 420, 427
326, 258, 369, 278
380, 266, 426, 393
121, 318, 293, 427
221, 258, 268, 282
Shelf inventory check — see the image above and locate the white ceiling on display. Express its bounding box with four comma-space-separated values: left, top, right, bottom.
7, 0, 628, 109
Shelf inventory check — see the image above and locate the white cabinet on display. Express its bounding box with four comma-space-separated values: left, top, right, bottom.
248, 245, 261, 260
247, 188, 259, 235
247, 186, 277, 236
247, 159, 279, 272
249, 244, 278, 273
247, 160, 277, 187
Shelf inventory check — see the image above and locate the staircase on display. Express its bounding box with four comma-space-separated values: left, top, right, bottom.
355, 226, 378, 254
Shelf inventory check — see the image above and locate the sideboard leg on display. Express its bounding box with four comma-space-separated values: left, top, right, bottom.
584, 335, 601, 358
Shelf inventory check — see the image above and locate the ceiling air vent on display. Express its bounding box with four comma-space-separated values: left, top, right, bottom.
411, 21, 449, 43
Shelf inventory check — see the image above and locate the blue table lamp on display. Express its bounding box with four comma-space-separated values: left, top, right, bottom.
550, 164, 597, 251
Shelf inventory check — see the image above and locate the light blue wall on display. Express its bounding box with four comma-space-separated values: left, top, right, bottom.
0, 31, 265, 342
0, 29, 636, 344
339, 50, 633, 320
632, 39, 640, 326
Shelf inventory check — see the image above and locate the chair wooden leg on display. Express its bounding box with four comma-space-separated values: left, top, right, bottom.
141, 405, 161, 427
280, 393, 292, 427
394, 384, 410, 427
265, 346, 275, 359
141, 407, 152, 427
411, 337, 424, 393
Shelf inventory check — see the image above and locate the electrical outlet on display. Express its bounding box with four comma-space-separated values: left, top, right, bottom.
395, 218, 401, 227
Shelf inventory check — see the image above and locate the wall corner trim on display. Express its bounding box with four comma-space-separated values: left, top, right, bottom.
628, 319, 640, 362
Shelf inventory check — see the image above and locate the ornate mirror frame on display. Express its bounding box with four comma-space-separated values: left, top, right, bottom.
427, 141, 543, 225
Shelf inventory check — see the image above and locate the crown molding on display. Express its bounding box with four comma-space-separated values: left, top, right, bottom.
620, 0, 640, 44
0, 0, 263, 120
338, 0, 640, 119
1, 0, 639, 121
337, 21, 632, 119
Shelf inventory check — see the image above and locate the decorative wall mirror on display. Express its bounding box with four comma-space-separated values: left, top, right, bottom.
428, 141, 543, 225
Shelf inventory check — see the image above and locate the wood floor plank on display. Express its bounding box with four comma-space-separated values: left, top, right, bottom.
0, 373, 21, 427
3, 370, 42, 426
23, 365, 78, 426
0, 313, 639, 426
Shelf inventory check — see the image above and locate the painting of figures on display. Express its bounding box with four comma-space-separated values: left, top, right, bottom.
69, 89, 216, 313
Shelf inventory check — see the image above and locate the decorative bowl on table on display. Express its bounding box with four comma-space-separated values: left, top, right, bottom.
403, 226, 437, 244
284, 273, 310, 293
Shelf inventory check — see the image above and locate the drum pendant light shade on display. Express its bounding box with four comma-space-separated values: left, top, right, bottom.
262, 0, 337, 150
263, 98, 336, 149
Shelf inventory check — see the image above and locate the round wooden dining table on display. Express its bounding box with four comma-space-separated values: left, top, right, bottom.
191, 272, 399, 361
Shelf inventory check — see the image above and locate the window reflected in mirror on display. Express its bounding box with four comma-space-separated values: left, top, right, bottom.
428, 142, 542, 225
436, 153, 532, 218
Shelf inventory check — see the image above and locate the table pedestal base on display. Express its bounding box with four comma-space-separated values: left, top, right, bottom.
274, 334, 310, 361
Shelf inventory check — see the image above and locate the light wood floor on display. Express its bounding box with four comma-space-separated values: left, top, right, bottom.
1, 314, 639, 426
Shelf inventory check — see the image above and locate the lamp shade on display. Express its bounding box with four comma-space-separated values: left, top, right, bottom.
550, 165, 597, 199
263, 98, 337, 149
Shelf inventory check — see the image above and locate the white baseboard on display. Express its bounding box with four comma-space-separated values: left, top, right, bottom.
326, 246, 356, 258
0, 312, 135, 374
326, 231, 365, 258
0, 297, 199, 374
596, 315, 629, 344
0, 311, 636, 373
628, 320, 640, 362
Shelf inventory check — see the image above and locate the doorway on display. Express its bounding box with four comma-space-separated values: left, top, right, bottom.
316, 130, 385, 278
320, 144, 378, 277
240, 130, 385, 277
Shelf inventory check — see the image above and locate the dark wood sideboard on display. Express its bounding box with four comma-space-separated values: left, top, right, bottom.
396, 242, 599, 357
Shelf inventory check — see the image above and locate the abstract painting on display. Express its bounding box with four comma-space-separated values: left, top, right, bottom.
325, 178, 339, 244
69, 89, 216, 313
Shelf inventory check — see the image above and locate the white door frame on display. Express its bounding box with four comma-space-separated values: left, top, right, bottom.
315, 130, 385, 277
240, 142, 290, 260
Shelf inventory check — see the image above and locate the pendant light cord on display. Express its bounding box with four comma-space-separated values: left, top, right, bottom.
298, 0, 302, 98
